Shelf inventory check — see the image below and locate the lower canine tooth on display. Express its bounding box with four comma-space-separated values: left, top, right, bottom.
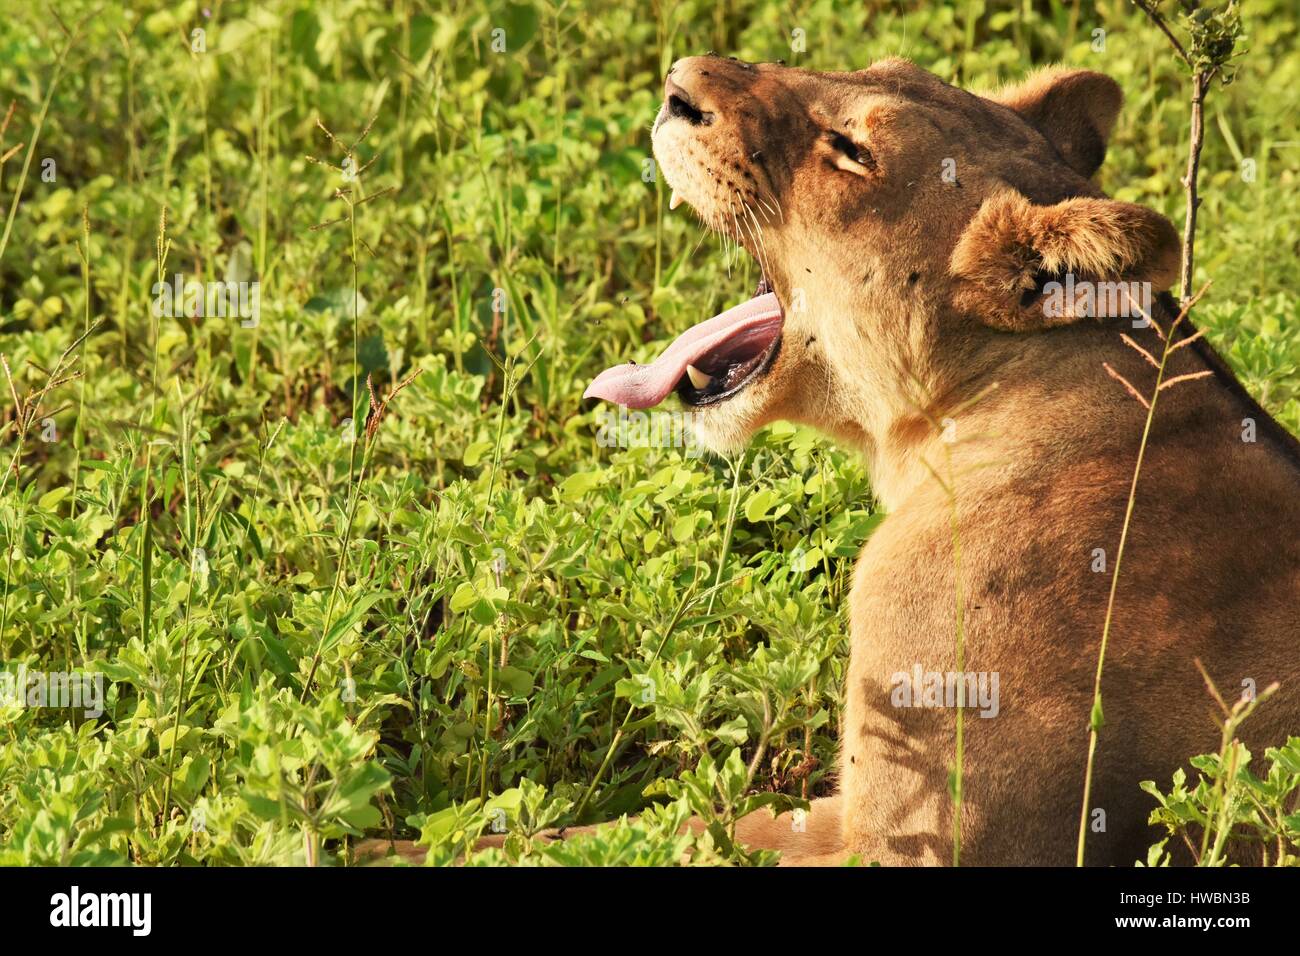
686, 364, 712, 389
669, 190, 683, 210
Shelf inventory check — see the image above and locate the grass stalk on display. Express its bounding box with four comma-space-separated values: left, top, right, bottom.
706, 450, 745, 616
571, 579, 704, 823
69, 206, 92, 524
1076, 284, 1211, 866
943, 435, 967, 867
0, 16, 82, 265
139, 208, 170, 648
161, 380, 199, 819
913, 381, 997, 866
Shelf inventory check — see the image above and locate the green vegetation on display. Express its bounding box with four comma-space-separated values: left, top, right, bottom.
0, 0, 1296, 865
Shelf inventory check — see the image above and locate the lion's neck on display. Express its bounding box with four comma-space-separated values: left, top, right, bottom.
850, 314, 1152, 510
855, 300, 1300, 513
825, 314, 1016, 509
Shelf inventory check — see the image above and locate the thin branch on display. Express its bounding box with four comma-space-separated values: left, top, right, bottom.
1169, 327, 1206, 352
1120, 334, 1160, 369
1159, 369, 1214, 391
1134, 0, 1192, 66
1102, 362, 1151, 409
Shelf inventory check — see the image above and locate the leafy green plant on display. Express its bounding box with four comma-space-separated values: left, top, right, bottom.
1141, 666, 1299, 867
1132, 0, 1245, 302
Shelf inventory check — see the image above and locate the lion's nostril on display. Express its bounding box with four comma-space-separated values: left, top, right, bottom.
668, 92, 708, 126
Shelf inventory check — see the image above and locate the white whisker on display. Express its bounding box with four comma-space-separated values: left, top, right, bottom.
738, 191, 773, 284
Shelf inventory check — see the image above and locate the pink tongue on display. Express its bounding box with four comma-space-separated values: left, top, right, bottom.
583, 292, 782, 409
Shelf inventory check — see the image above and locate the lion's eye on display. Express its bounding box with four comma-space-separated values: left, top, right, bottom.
829, 131, 875, 170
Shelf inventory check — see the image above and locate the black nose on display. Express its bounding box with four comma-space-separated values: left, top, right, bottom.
664, 55, 758, 120
665, 78, 706, 125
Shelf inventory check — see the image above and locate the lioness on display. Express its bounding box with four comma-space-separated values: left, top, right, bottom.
580, 55, 1300, 866
356, 56, 1300, 868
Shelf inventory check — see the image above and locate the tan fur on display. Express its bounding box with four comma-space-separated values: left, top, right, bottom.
950, 191, 1181, 329
990, 67, 1123, 176
361, 57, 1300, 867
650, 55, 1300, 865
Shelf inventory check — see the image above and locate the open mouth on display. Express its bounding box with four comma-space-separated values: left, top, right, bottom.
583, 270, 783, 410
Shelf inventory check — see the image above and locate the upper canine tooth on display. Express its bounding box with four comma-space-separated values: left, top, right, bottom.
686, 364, 712, 389
669, 190, 684, 210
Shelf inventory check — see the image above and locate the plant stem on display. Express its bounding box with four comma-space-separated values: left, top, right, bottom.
69, 207, 91, 526
707, 451, 744, 616
945, 438, 966, 867
572, 582, 698, 821
301, 434, 375, 701
1179, 72, 1209, 306
1076, 288, 1207, 865
1076, 359, 1166, 865
0, 22, 79, 265
300, 155, 367, 701
161, 382, 198, 819
140, 209, 169, 649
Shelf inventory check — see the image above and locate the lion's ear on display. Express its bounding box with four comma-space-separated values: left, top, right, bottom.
949, 190, 1181, 332
995, 68, 1122, 178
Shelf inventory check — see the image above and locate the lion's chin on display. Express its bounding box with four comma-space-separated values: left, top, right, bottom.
684, 386, 769, 457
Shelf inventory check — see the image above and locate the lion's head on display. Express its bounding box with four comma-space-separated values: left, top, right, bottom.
585, 56, 1180, 480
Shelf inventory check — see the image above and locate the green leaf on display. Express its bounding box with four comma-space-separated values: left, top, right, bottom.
497, 666, 534, 697
449, 581, 479, 613
559, 470, 602, 500
38, 487, 71, 511
319, 592, 386, 654
463, 440, 493, 467
744, 489, 777, 523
